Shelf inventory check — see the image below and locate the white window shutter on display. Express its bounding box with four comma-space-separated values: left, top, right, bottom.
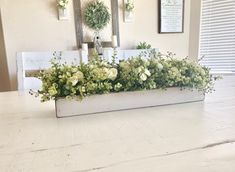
199, 0, 235, 74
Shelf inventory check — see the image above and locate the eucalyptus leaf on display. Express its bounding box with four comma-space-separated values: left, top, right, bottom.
84, 0, 111, 31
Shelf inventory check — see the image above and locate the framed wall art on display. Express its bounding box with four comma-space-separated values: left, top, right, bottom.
159, 0, 184, 33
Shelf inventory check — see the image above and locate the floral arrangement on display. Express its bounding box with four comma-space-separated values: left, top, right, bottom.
125, 0, 134, 12
34, 51, 219, 102
57, 0, 69, 9
84, 0, 111, 31
137, 42, 152, 49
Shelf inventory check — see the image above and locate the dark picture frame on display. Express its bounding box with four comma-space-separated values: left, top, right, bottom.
73, 0, 120, 48
158, 0, 185, 33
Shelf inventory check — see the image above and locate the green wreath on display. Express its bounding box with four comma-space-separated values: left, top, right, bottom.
84, 0, 111, 31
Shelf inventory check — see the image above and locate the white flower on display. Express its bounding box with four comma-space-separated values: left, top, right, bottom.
81, 86, 86, 92
114, 83, 122, 91
157, 63, 163, 70
144, 69, 151, 76
137, 67, 142, 73
107, 68, 118, 80
102, 67, 109, 74
48, 85, 57, 96
59, 1, 65, 6
89, 65, 95, 69
171, 67, 179, 73
101, 61, 108, 66
74, 71, 84, 81
102, 67, 109, 79
140, 73, 147, 81
58, 0, 69, 8
200, 69, 206, 75
140, 56, 146, 61
67, 71, 84, 86
71, 67, 78, 73
68, 76, 78, 86
119, 61, 129, 69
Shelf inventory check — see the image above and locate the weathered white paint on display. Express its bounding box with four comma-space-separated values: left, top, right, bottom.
16, 51, 88, 91
0, 76, 234, 172
56, 87, 205, 117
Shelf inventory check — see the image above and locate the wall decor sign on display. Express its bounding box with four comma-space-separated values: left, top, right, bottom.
124, 0, 135, 23
159, 0, 184, 33
57, 0, 69, 20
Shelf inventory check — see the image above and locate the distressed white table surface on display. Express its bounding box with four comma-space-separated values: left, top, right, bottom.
0, 76, 235, 172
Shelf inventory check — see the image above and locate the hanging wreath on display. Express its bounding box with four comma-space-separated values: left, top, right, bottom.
84, 0, 111, 31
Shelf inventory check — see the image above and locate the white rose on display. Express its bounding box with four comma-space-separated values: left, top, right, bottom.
48, 85, 57, 96
144, 69, 151, 76
68, 76, 78, 86
171, 67, 180, 76
102, 67, 109, 76
140, 73, 147, 81
200, 69, 206, 75
171, 67, 179, 73
108, 68, 118, 80
67, 71, 83, 86
137, 66, 144, 73
89, 65, 94, 69
157, 63, 163, 70
74, 71, 84, 81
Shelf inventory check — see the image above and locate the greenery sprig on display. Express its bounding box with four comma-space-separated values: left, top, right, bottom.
57, 0, 69, 9
137, 42, 152, 49
125, 0, 134, 12
33, 51, 220, 102
84, 0, 111, 31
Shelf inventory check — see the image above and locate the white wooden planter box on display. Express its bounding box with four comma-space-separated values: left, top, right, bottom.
55, 88, 205, 118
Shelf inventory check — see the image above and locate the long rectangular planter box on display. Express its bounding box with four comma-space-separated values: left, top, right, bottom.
55, 88, 205, 118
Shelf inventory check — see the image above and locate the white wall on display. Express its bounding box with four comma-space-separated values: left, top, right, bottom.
189, 0, 201, 60
119, 0, 191, 57
0, 0, 197, 91
0, 0, 77, 90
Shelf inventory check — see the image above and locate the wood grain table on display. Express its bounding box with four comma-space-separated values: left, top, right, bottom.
0, 76, 235, 172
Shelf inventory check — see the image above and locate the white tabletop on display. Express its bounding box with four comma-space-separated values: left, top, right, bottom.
0, 76, 235, 172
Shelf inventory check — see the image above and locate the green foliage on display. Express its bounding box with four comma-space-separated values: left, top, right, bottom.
35, 52, 220, 102
137, 42, 152, 49
84, 0, 111, 31
125, 1, 134, 12
57, 0, 69, 9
